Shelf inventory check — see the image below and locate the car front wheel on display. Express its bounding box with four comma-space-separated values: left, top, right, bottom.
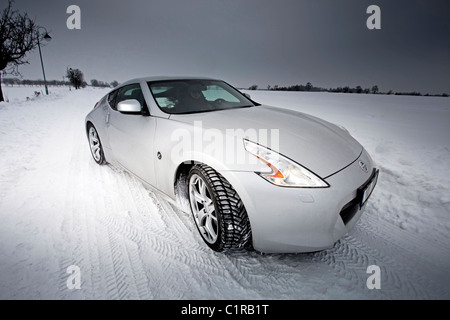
188, 164, 252, 252
87, 124, 106, 165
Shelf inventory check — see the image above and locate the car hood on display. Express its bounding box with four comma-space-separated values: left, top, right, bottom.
169, 105, 362, 178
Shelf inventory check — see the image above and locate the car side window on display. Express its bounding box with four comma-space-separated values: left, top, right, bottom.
107, 90, 118, 110
114, 84, 149, 115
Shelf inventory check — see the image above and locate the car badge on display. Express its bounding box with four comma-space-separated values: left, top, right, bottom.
359, 161, 368, 173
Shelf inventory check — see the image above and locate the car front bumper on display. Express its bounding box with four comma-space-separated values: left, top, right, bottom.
220, 148, 377, 253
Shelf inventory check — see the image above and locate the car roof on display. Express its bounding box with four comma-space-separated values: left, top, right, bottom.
120, 76, 218, 87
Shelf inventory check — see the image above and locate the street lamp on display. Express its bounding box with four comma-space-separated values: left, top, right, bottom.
67, 66, 72, 91
37, 27, 52, 95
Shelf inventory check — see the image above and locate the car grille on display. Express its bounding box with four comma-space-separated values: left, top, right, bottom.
339, 197, 360, 225
339, 168, 378, 225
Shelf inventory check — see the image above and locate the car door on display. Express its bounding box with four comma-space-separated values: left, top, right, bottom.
107, 83, 157, 186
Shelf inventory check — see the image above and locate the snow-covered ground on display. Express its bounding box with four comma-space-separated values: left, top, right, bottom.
0, 85, 449, 299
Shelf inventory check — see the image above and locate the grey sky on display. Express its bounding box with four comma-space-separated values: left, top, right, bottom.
10, 0, 450, 94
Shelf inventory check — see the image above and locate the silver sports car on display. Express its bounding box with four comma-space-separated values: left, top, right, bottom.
85, 77, 378, 253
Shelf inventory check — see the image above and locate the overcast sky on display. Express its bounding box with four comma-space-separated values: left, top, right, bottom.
9, 0, 450, 94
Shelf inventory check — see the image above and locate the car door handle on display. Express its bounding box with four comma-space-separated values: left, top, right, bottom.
106, 113, 110, 125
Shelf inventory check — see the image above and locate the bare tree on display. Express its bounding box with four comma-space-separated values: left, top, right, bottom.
371, 85, 379, 94
0, 0, 46, 102
66, 68, 85, 90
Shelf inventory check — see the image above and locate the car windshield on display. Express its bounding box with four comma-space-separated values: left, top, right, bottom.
148, 80, 257, 114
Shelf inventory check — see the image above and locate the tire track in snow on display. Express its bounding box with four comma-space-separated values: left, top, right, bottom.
59, 118, 153, 299
98, 169, 207, 298
104, 227, 153, 299
152, 192, 273, 296
98, 169, 266, 298
149, 191, 266, 296
94, 167, 153, 300
312, 237, 397, 299
356, 212, 450, 298
126, 179, 249, 297
59, 115, 93, 299
103, 205, 209, 298
313, 213, 449, 299
148, 189, 314, 299
59, 127, 121, 299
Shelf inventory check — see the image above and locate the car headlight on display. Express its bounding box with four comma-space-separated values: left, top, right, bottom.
243, 139, 329, 188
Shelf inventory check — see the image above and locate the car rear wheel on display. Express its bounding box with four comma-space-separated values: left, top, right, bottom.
87, 124, 106, 165
188, 164, 252, 252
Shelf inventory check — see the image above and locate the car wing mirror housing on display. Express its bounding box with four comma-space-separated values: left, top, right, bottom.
117, 99, 142, 114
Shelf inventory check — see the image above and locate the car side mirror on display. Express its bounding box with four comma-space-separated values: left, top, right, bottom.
117, 99, 142, 114
243, 93, 251, 99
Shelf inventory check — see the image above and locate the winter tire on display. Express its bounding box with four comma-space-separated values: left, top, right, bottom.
188, 164, 252, 252
87, 124, 106, 165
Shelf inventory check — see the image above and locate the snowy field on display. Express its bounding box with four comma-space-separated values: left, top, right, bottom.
0, 85, 449, 300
